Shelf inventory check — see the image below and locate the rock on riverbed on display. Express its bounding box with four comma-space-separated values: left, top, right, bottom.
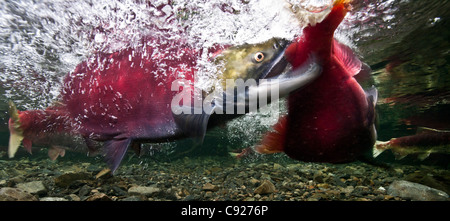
387, 180, 449, 201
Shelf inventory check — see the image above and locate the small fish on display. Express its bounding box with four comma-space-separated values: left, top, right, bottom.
8, 36, 320, 173
255, 0, 377, 163
374, 127, 450, 160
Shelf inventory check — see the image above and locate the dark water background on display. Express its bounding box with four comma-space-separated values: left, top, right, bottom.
0, 0, 449, 165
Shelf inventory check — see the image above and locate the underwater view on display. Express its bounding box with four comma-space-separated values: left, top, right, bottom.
0, 0, 449, 205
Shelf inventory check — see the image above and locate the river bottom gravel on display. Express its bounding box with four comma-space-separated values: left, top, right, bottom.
1, 149, 449, 202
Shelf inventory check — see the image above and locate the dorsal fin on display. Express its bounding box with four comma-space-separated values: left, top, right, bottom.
333, 39, 362, 76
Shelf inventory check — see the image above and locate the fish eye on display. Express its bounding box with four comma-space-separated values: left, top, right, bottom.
253, 52, 265, 63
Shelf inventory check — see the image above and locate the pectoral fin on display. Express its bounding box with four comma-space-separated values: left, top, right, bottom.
173, 99, 216, 143
333, 40, 362, 76
48, 146, 66, 161
103, 137, 132, 174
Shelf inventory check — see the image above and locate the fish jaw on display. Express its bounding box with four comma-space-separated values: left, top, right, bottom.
172, 38, 296, 143
228, 54, 322, 113
254, 38, 290, 80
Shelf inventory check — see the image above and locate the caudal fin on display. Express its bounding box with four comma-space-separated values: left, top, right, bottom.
333, 0, 352, 6
255, 115, 288, 154
8, 101, 24, 158
373, 140, 389, 158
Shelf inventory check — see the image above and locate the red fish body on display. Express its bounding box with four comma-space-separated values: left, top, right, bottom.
63, 39, 197, 142
257, 0, 377, 162
9, 33, 322, 172
9, 38, 206, 172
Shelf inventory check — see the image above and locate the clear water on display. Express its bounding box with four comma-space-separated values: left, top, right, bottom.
0, 0, 449, 202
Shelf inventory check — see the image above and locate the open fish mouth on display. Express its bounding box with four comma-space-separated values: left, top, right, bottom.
258, 39, 290, 79
172, 54, 322, 142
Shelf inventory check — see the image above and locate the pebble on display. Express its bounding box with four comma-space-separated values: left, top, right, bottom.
254, 180, 276, 194
313, 171, 325, 183
202, 183, 219, 192
85, 192, 112, 201
0, 187, 38, 201
16, 181, 47, 196
387, 180, 449, 201
273, 163, 283, 170
54, 172, 92, 188
120, 195, 144, 201
68, 194, 81, 201
249, 178, 260, 186
40, 197, 68, 201
95, 168, 112, 179
128, 185, 160, 196
78, 185, 92, 197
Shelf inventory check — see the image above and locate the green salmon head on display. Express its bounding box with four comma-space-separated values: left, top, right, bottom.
213, 38, 289, 88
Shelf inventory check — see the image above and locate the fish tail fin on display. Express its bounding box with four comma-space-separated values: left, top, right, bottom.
333, 0, 353, 7
255, 115, 288, 154
317, 0, 352, 34
8, 101, 24, 158
373, 140, 389, 158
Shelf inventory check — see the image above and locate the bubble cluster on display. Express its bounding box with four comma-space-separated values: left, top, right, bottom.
0, 0, 302, 109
